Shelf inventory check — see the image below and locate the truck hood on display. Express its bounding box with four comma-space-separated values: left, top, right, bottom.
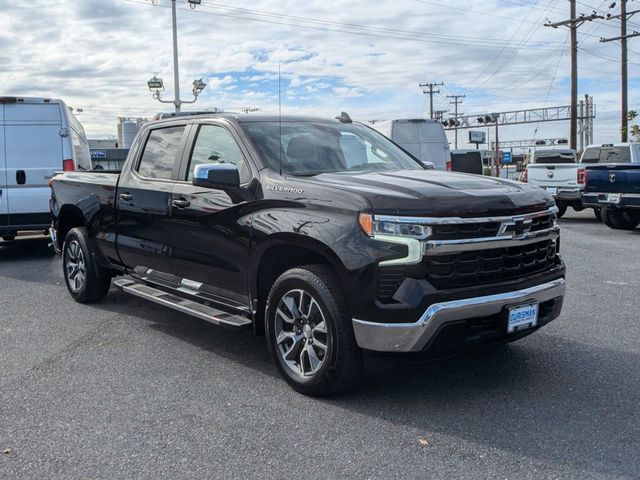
304, 169, 552, 217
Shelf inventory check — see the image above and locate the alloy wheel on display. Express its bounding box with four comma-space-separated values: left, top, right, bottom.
274, 289, 329, 377
65, 239, 86, 293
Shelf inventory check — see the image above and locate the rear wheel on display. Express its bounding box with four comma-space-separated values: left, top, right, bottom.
1, 233, 16, 241
63, 227, 112, 303
265, 265, 362, 396
601, 207, 640, 230
556, 202, 567, 218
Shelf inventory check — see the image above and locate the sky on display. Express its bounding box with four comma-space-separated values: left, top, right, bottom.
1, 0, 639, 150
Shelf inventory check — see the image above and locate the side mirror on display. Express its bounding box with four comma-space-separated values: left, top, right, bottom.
192, 163, 240, 189
418, 160, 435, 169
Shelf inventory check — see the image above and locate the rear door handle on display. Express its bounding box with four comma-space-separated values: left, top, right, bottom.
119, 193, 133, 202
172, 198, 190, 209
16, 170, 26, 185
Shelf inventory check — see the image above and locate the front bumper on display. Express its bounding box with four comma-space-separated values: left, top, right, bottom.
352, 278, 566, 352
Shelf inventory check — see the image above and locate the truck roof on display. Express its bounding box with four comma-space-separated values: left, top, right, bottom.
0, 96, 67, 105
144, 113, 357, 130
584, 143, 639, 147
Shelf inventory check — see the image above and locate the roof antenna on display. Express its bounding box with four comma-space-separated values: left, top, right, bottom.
278, 64, 283, 176
335, 111, 352, 123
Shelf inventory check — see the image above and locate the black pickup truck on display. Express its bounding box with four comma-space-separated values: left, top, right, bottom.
50, 113, 566, 395
582, 163, 640, 230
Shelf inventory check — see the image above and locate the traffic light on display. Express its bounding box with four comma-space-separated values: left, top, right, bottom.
556, 138, 569, 144
477, 115, 496, 124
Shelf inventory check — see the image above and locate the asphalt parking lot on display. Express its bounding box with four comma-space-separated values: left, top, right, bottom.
1, 209, 639, 479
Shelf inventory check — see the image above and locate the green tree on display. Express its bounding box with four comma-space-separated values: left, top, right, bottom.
628, 111, 640, 142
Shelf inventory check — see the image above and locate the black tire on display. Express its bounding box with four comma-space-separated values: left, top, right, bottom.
265, 265, 362, 396
556, 202, 567, 219
593, 207, 602, 222
601, 206, 617, 228
1, 234, 16, 241
609, 209, 640, 230
62, 227, 112, 303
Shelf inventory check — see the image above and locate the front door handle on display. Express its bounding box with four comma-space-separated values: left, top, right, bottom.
172, 198, 190, 209
119, 192, 133, 202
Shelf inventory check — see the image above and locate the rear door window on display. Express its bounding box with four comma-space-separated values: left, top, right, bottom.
137, 126, 185, 179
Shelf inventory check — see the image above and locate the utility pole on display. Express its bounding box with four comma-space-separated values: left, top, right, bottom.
419, 82, 444, 119
601, 1, 640, 142
447, 94, 465, 148
545, 2, 602, 150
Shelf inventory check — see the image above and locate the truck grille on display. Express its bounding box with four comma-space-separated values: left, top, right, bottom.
425, 240, 556, 290
431, 223, 500, 240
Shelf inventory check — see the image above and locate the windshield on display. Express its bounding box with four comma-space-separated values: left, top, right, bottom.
242, 121, 424, 176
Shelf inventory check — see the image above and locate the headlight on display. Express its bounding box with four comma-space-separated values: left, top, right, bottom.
358, 213, 432, 239
358, 213, 430, 266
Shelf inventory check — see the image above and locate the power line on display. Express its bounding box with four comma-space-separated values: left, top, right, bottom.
469, 0, 559, 92
122, 0, 567, 51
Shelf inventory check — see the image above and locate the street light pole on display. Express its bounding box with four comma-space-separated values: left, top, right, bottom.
147, 0, 206, 111
171, 0, 181, 112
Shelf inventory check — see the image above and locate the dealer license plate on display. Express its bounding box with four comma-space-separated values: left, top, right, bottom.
507, 303, 539, 333
606, 193, 621, 204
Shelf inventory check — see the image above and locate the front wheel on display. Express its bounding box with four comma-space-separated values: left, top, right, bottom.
265, 265, 362, 396
63, 227, 112, 303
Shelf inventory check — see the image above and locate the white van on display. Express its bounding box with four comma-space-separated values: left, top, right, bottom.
0, 96, 90, 240
370, 119, 451, 170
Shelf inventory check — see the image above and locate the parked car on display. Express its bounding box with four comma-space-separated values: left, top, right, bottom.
50, 113, 566, 395
450, 149, 483, 174
0, 96, 90, 241
519, 149, 584, 218
582, 157, 640, 231
370, 118, 450, 170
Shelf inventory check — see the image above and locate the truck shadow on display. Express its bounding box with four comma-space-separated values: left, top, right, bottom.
91, 290, 637, 478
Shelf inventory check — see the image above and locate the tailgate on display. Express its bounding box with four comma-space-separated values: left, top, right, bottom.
585, 164, 640, 194
527, 164, 578, 188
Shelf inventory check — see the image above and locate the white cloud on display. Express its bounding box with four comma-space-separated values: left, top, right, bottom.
0, 0, 636, 146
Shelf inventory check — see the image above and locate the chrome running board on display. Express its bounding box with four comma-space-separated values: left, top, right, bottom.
114, 278, 252, 329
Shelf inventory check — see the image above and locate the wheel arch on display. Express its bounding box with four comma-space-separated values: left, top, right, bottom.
55, 205, 87, 250
251, 234, 349, 335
